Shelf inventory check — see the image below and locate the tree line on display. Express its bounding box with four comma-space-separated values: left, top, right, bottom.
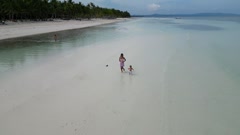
0, 0, 131, 21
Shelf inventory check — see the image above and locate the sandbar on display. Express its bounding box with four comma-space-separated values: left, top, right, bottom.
0, 18, 126, 41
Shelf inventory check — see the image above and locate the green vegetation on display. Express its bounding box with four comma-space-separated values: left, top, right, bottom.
0, 0, 131, 21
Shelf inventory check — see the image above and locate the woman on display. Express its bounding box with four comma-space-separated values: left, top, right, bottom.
119, 53, 126, 72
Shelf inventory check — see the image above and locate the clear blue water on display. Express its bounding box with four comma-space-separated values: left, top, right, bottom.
0, 24, 127, 75
0, 17, 240, 134
1, 17, 239, 80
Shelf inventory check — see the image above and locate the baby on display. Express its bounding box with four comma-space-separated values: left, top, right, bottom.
128, 65, 134, 75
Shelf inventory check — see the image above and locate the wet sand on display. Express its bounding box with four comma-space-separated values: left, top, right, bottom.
0, 18, 239, 135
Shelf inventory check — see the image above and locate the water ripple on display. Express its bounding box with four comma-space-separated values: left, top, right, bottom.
177, 24, 223, 31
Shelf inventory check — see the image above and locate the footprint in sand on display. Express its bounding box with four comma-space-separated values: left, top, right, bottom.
61, 120, 88, 134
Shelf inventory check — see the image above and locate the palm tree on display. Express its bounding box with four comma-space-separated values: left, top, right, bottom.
0, 0, 4, 20
49, 0, 58, 18
0, 0, 130, 21
1, 0, 18, 20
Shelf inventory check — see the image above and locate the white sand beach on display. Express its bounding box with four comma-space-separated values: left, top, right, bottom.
0, 19, 125, 41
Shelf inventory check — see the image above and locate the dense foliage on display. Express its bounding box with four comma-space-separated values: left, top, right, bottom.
0, 0, 131, 21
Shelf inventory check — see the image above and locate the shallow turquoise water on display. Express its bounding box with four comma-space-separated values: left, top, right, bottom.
0, 24, 126, 75
1, 18, 239, 80
0, 17, 240, 134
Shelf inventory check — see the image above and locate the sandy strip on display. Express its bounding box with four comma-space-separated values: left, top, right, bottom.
0, 19, 126, 41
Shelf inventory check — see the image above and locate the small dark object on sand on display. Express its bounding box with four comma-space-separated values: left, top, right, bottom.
106, 65, 108, 67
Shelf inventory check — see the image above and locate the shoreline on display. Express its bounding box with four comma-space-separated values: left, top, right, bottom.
0, 18, 127, 41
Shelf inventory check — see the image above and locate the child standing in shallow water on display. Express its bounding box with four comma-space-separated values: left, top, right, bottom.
128, 65, 134, 75
119, 53, 126, 72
